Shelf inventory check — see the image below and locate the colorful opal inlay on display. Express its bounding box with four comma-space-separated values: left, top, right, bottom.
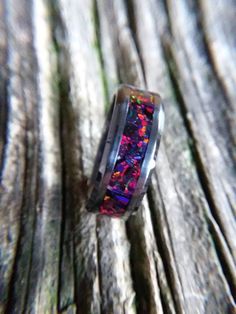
99, 94, 155, 216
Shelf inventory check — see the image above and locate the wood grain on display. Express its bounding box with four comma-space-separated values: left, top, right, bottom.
0, 0, 235, 313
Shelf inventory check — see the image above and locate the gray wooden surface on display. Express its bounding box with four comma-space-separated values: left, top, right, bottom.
0, 0, 235, 313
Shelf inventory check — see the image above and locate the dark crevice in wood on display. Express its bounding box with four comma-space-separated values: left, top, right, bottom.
125, 219, 154, 314
161, 40, 236, 300
95, 219, 104, 314
48, 2, 77, 312
125, 0, 147, 87
63, 112, 80, 314
159, 0, 172, 34
52, 16, 69, 314
208, 219, 236, 302
153, 253, 173, 314
0, 0, 9, 179
57, 108, 67, 313
58, 100, 76, 313
93, 0, 110, 112
147, 185, 183, 314
0, 79, 9, 179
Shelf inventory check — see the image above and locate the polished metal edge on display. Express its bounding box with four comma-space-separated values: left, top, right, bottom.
86, 85, 129, 211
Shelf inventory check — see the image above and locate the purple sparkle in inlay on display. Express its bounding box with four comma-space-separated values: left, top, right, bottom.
99, 94, 154, 216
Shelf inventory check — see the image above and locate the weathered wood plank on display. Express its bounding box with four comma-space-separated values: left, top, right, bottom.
0, 0, 235, 313
0, 0, 7, 168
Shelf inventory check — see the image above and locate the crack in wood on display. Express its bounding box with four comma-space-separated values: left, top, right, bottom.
93, 0, 110, 112
147, 185, 184, 314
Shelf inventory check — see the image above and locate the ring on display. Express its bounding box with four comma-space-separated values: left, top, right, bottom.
86, 84, 164, 219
